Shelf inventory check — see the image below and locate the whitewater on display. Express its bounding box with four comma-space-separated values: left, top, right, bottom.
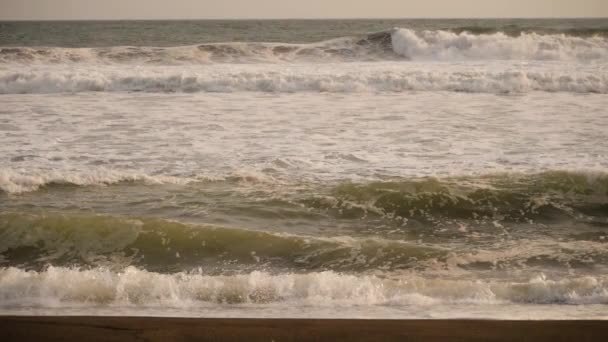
2, 29, 608, 94
1, 19, 608, 319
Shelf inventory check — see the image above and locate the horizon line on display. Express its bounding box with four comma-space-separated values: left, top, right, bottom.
1, 16, 607, 22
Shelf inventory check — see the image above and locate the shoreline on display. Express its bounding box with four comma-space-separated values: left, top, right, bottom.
1, 316, 608, 341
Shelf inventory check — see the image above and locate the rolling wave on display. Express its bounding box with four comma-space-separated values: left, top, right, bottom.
1, 28, 606, 65
311, 171, 608, 223
0, 212, 443, 272
2, 210, 606, 273
2, 170, 607, 223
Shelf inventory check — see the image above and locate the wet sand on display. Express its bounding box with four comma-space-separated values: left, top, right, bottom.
1, 316, 607, 341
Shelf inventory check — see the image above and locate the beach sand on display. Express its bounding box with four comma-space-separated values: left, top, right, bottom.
1, 316, 607, 341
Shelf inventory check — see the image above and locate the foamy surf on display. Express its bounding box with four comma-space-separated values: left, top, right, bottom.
390, 28, 608, 61
1, 64, 606, 94
0, 168, 192, 194
1, 267, 607, 307
1, 28, 605, 95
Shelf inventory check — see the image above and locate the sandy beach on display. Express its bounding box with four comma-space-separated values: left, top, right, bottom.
1, 316, 607, 341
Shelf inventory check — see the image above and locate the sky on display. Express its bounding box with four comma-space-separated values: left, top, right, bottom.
1, 0, 607, 20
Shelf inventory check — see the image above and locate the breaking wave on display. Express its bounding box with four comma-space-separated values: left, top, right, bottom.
1, 266, 607, 307
309, 170, 608, 223
2, 169, 608, 223
1, 28, 605, 94
1, 28, 606, 65
0, 168, 192, 194
1, 67, 606, 94
0, 32, 394, 65
390, 28, 608, 61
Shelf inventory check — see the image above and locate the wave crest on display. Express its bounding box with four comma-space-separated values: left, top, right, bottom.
0, 212, 442, 272
0, 33, 394, 65
391, 28, 608, 61
303, 171, 608, 223
1, 28, 606, 65
0, 168, 191, 194
1, 209, 607, 273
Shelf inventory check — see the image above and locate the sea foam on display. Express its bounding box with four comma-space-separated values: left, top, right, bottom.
1, 64, 605, 94
1, 267, 607, 307
0, 168, 191, 193
391, 29, 608, 61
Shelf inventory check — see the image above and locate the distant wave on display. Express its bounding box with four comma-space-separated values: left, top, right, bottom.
2, 28, 605, 95
1, 28, 607, 65
447, 25, 608, 38
1, 67, 605, 94
390, 28, 608, 61
0, 33, 394, 64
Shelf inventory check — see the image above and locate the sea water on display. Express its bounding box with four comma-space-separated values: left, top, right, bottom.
1, 19, 607, 319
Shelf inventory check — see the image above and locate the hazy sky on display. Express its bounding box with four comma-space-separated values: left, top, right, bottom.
1, 0, 607, 20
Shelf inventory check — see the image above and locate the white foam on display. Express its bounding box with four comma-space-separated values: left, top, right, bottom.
1, 267, 607, 309
0, 168, 191, 193
391, 29, 608, 61
1, 62, 606, 94
2, 91, 608, 189
0, 167, 291, 194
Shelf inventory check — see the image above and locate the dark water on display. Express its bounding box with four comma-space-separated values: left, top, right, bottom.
1, 18, 607, 47
2, 171, 607, 273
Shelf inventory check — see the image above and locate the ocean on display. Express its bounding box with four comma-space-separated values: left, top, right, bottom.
0, 19, 607, 319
